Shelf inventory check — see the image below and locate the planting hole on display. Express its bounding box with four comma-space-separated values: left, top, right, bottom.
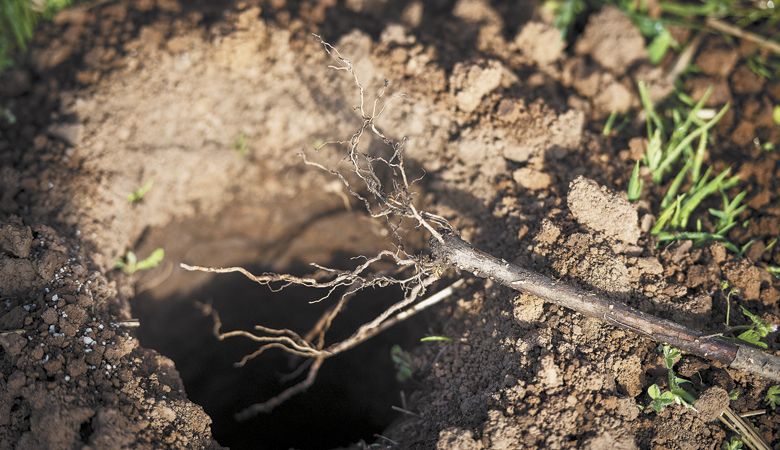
130, 204, 427, 449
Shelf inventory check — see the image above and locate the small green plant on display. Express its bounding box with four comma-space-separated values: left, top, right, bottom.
390, 345, 413, 382
420, 335, 453, 343
545, 0, 780, 73
645, 345, 696, 413
127, 181, 153, 203
627, 161, 643, 202
115, 248, 165, 275
773, 105, 780, 126
0, 0, 72, 71
747, 54, 780, 80
720, 281, 740, 327
711, 289, 776, 349
723, 437, 743, 450
735, 306, 775, 349
632, 82, 751, 252
639, 83, 730, 184
602, 111, 628, 136
1, 106, 15, 124
728, 388, 741, 401
765, 385, 780, 410
767, 266, 780, 279
544, 0, 587, 39
647, 383, 677, 412
233, 132, 249, 157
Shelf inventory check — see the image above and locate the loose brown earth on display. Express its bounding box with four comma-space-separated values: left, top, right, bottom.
1, 1, 779, 449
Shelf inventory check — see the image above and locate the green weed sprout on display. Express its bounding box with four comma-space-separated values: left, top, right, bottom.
127, 181, 153, 203
545, 0, 780, 75
646, 345, 696, 413
723, 437, 743, 450
115, 248, 165, 275
420, 336, 453, 343
634, 82, 751, 252
544, 0, 586, 39
765, 385, 780, 410
391, 345, 413, 382
735, 306, 775, 349
721, 281, 740, 327
773, 106, 780, 126
647, 384, 677, 412
233, 132, 249, 157
627, 161, 643, 202
0, 0, 72, 71
709, 191, 748, 237
602, 111, 627, 136
639, 82, 730, 184
711, 290, 776, 349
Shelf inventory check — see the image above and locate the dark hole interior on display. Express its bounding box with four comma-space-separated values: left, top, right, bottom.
130, 204, 429, 449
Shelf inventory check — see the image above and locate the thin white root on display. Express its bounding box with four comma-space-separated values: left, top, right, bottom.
235, 357, 324, 420
225, 279, 462, 418
184, 37, 456, 419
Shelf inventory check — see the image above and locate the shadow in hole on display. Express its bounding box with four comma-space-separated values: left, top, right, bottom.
134, 256, 430, 450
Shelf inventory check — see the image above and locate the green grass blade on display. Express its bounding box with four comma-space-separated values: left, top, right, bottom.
678, 167, 732, 228
627, 160, 643, 202
662, 160, 692, 209
691, 129, 707, 183
657, 103, 729, 178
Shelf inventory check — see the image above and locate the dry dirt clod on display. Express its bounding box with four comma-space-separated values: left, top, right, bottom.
436, 427, 484, 450
0, 222, 33, 258
513, 293, 546, 324
585, 431, 639, 450
592, 77, 635, 117
451, 60, 508, 113
567, 176, 641, 246
731, 65, 766, 94
695, 47, 739, 77
694, 387, 731, 422
0, 258, 42, 296
513, 167, 552, 191
513, 21, 565, 66
574, 6, 647, 75
723, 261, 763, 300
613, 355, 645, 397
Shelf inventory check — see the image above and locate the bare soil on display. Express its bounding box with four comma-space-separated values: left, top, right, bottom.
1, 1, 778, 449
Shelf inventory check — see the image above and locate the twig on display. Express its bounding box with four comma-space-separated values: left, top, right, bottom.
706, 17, 780, 55
739, 409, 766, 419
719, 406, 770, 450
0, 329, 24, 336
391, 405, 421, 417
432, 234, 780, 382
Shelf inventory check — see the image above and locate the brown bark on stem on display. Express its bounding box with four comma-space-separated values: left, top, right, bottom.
433, 234, 780, 382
